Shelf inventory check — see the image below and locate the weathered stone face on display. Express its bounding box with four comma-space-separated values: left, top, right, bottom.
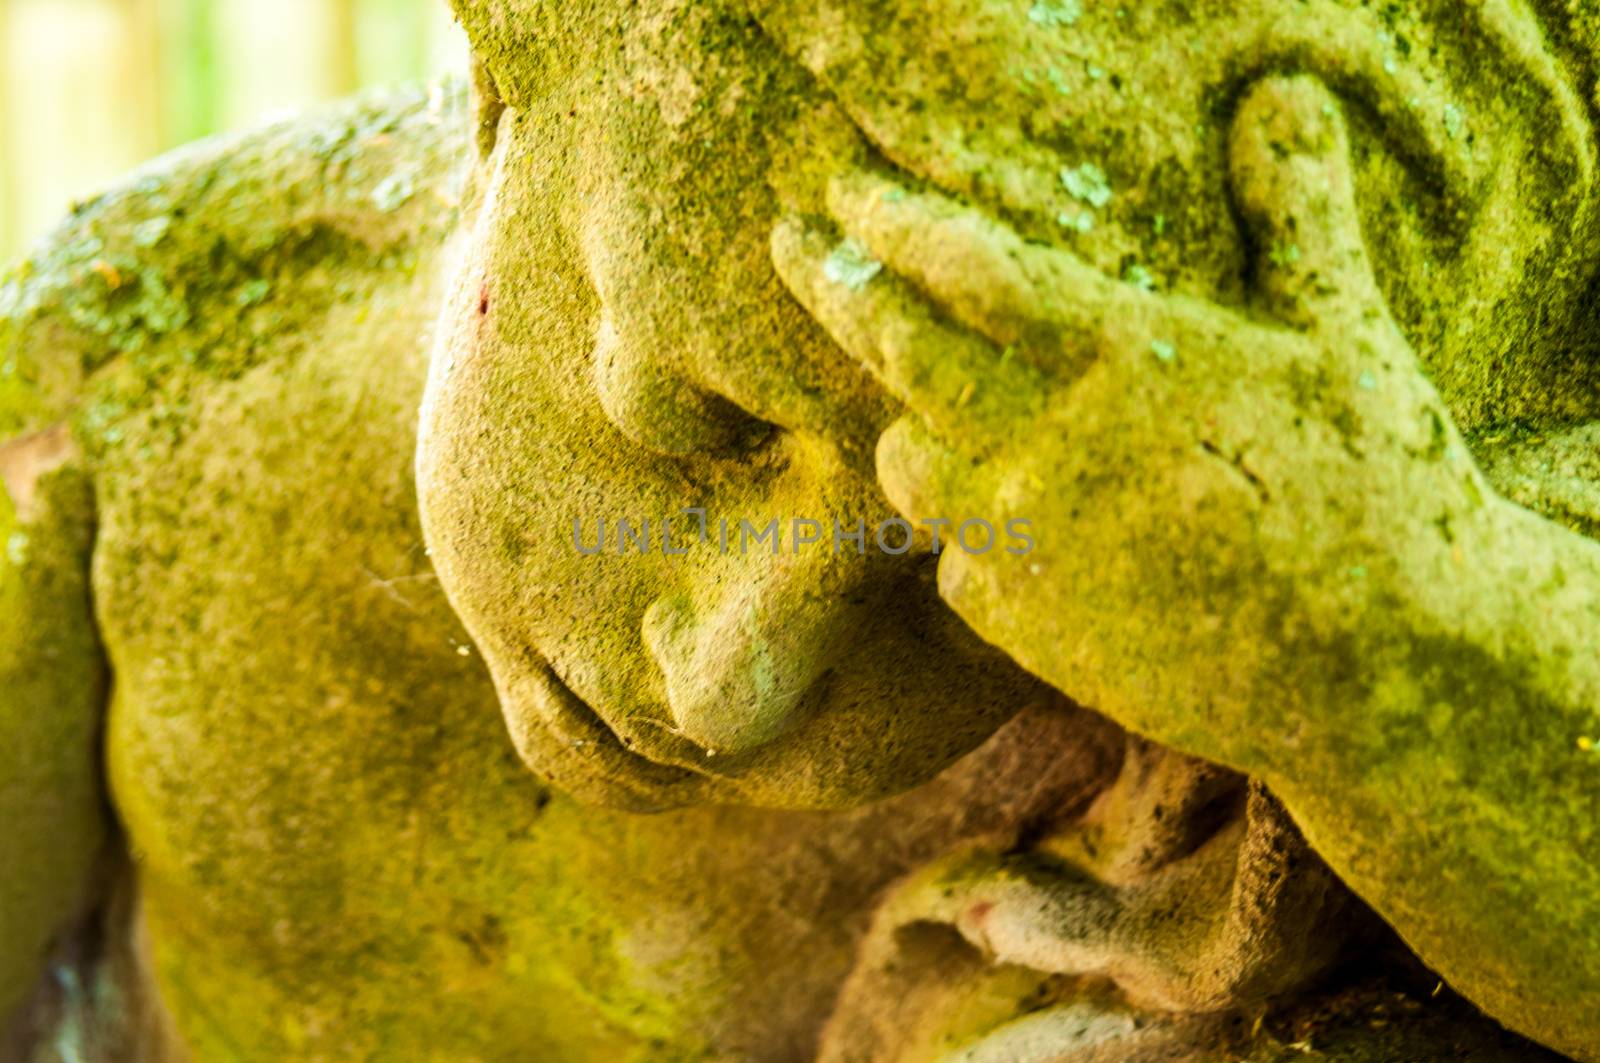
415, 12, 1053, 809
0, 87, 1134, 1060
422, 0, 1600, 812
8, 1, 1600, 1058
414, 6, 1600, 1057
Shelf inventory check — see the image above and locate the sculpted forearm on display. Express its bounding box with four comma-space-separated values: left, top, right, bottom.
0, 431, 109, 1037
1258, 492, 1600, 1060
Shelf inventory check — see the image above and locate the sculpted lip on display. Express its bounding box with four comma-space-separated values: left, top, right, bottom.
514, 657, 712, 811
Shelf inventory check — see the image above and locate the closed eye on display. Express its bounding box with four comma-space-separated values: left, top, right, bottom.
593, 315, 779, 460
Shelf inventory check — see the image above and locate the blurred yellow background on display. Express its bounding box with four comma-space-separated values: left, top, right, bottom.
0, 0, 465, 260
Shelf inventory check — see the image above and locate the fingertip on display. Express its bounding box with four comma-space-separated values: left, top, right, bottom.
770, 213, 825, 279
1228, 75, 1380, 327
771, 213, 849, 321
823, 170, 932, 282
1229, 75, 1351, 239
876, 415, 956, 524
1233, 75, 1349, 163
824, 169, 883, 221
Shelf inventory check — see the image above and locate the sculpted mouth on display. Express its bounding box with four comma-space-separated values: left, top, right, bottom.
510, 658, 711, 812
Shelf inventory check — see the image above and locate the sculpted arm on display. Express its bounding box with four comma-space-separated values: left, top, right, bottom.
775, 76, 1600, 1059
0, 359, 109, 1040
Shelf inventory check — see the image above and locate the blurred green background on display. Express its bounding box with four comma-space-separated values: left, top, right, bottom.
0, 0, 465, 260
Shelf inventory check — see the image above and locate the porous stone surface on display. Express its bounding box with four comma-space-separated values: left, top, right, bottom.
4, 1, 1600, 1060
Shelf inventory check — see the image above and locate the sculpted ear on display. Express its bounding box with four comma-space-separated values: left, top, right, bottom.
1227, 75, 1387, 333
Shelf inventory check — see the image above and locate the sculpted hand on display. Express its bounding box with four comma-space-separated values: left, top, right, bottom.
773, 74, 1492, 774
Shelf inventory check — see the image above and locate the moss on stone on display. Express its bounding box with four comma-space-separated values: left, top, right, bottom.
8, 2, 1600, 1058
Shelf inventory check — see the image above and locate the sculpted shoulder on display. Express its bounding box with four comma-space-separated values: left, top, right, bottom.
0, 80, 472, 449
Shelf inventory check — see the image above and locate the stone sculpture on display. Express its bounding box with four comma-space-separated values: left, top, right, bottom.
4, 1, 1599, 1059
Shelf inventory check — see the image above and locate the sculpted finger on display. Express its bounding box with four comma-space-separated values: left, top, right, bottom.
875, 415, 993, 527
1228, 75, 1387, 331
826, 171, 1119, 381
772, 214, 1043, 440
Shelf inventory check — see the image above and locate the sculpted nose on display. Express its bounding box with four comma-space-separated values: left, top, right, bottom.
642, 544, 880, 755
